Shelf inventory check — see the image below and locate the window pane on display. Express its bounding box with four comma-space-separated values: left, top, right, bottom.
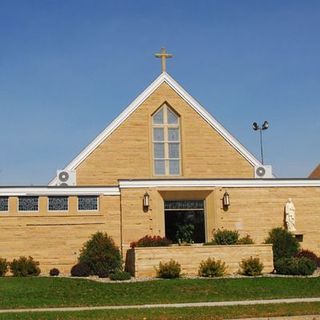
78, 196, 98, 211
154, 160, 165, 175
153, 128, 164, 141
168, 128, 179, 141
154, 143, 165, 158
167, 108, 178, 124
0, 197, 8, 212
169, 160, 180, 175
48, 196, 68, 211
19, 196, 38, 211
168, 143, 180, 158
153, 109, 164, 124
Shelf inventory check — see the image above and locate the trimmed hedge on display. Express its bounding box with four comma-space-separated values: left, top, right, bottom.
71, 262, 91, 277
198, 258, 226, 277
130, 235, 172, 248
265, 228, 300, 263
275, 257, 316, 276
239, 257, 264, 276
0, 258, 8, 277
157, 260, 181, 279
109, 271, 131, 281
79, 232, 122, 277
10, 256, 41, 277
49, 268, 60, 277
295, 250, 320, 268
212, 229, 239, 245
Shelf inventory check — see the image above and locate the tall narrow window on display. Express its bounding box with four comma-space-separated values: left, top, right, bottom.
152, 104, 181, 176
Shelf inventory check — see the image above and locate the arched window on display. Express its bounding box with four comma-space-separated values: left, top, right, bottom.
152, 104, 181, 176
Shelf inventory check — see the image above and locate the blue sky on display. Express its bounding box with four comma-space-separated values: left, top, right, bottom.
0, 0, 319, 185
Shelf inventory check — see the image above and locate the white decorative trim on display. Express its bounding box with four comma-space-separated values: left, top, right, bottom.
0, 187, 120, 196
49, 72, 263, 185
119, 179, 320, 189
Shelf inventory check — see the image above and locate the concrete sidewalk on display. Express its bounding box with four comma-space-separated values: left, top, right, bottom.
0, 297, 320, 314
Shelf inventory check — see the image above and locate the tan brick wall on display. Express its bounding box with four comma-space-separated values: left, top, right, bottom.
128, 245, 273, 278
76, 83, 254, 185
0, 195, 121, 274
214, 187, 320, 254
120, 186, 320, 256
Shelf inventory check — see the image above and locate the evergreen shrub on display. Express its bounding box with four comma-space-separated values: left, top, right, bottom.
295, 250, 320, 267
49, 268, 60, 277
130, 235, 172, 248
79, 232, 122, 277
237, 235, 254, 244
157, 259, 181, 279
70, 262, 91, 277
198, 258, 226, 277
10, 256, 41, 277
239, 257, 264, 276
275, 257, 316, 276
109, 271, 131, 281
265, 228, 300, 263
0, 258, 8, 277
213, 229, 239, 245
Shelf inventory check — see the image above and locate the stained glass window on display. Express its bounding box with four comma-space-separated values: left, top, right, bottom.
48, 196, 68, 211
18, 196, 39, 212
0, 197, 8, 212
152, 104, 181, 176
78, 196, 98, 211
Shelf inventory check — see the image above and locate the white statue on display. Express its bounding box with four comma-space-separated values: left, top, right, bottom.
285, 198, 296, 232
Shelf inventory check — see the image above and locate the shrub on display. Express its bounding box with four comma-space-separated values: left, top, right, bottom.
237, 235, 254, 245
198, 258, 226, 277
295, 250, 320, 267
70, 262, 91, 277
213, 229, 239, 245
109, 271, 131, 281
265, 227, 300, 263
176, 224, 194, 244
79, 232, 122, 277
239, 257, 264, 276
0, 258, 8, 277
130, 235, 172, 248
275, 257, 317, 276
49, 268, 60, 277
157, 259, 181, 279
10, 256, 41, 277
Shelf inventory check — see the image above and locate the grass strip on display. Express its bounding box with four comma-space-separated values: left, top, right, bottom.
0, 302, 320, 320
0, 277, 320, 309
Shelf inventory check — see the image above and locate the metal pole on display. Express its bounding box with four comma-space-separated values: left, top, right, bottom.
260, 129, 264, 165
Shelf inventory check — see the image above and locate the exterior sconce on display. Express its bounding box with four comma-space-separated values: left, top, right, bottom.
143, 192, 150, 209
222, 191, 230, 208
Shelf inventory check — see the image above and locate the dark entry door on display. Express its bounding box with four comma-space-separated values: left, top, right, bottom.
164, 200, 205, 243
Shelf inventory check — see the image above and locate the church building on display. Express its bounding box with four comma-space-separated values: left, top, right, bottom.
0, 49, 319, 274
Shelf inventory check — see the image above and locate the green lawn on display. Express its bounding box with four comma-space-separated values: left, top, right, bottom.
1, 303, 320, 320
1, 277, 320, 309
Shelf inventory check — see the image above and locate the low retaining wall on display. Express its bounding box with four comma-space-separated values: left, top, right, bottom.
126, 244, 274, 278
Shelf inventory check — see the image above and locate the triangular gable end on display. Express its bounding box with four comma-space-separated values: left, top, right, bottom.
49, 72, 262, 185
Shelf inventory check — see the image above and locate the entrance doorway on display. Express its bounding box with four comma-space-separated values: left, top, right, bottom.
164, 200, 205, 243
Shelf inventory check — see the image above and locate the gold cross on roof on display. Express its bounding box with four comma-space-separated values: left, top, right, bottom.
154, 48, 173, 73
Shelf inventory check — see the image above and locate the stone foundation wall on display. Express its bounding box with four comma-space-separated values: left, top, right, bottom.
126, 244, 273, 278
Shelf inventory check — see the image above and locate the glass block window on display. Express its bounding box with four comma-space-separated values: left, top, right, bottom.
152, 104, 181, 176
0, 197, 8, 212
78, 196, 98, 211
48, 196, 68, 211
164, 200, 204, 211
18, 196, 39, 212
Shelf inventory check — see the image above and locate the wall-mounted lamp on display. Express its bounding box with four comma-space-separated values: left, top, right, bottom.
143, 192, 150, 209
222, 191, 230, 208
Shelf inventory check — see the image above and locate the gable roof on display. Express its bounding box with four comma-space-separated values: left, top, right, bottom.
49, 72, 262, 185
309, 164, 320, 178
